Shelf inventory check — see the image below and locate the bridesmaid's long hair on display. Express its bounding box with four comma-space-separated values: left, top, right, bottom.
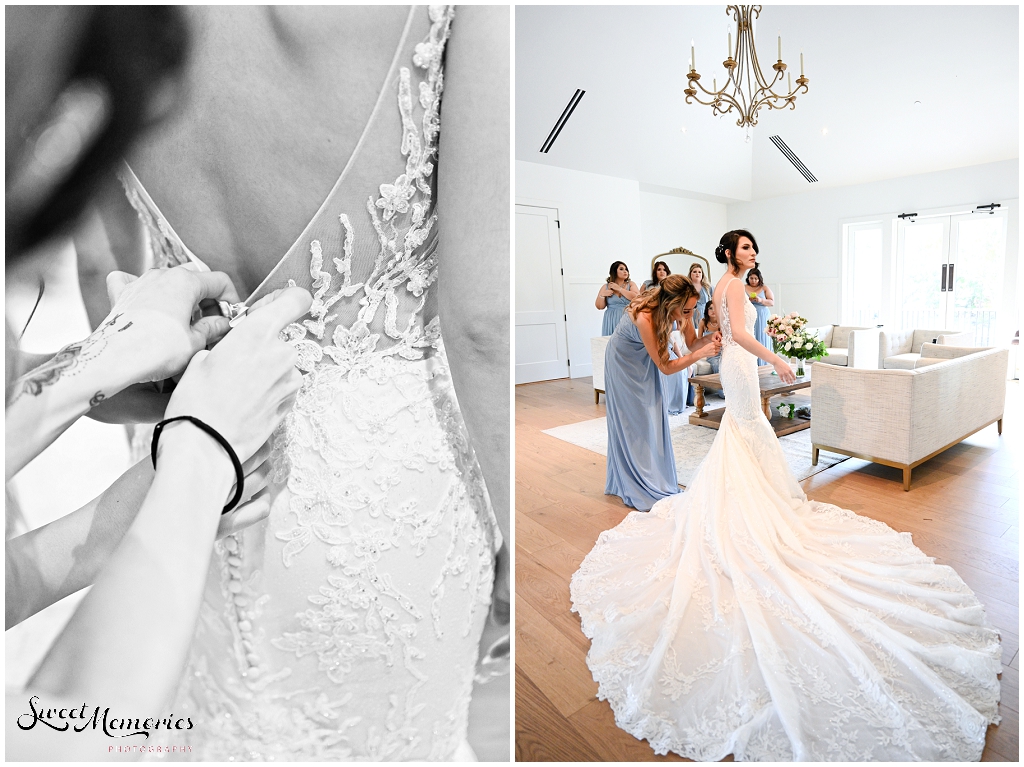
628, 274, 698, 365
649, 260, 670, 286
688, 262, 711, 293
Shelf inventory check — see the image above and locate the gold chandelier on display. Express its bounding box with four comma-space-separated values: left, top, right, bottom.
685, 5, 809, 129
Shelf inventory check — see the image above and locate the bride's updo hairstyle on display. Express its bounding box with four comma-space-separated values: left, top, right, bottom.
715, 229, 759, 270
628, 273, 698, 364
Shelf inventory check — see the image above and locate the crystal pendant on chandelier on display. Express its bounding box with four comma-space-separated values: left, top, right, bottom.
684, 5, 809, 129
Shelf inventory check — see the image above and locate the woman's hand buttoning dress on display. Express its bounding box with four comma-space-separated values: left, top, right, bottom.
571, 230, 1001, 762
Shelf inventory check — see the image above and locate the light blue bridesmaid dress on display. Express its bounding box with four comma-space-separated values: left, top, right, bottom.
603, 313, 680, 511
751, 291, 772, 366
601, 292, 631, 336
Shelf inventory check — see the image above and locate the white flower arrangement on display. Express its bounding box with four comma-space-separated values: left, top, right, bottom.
766, 312, 828, 364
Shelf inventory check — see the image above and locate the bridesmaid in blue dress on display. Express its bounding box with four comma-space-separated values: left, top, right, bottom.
604, 274, 722, 510
596, 261, 639, 335
642, 261, 686, 414
746, 264, 774, 366
686, 262, 713, 332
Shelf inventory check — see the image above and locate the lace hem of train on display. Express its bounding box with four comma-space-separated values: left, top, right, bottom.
571, 492, 1002, 760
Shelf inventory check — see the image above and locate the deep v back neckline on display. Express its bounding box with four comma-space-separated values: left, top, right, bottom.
120, 5, 417, 305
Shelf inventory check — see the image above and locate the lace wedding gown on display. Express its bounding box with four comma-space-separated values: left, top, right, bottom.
120, 7, 501, 759
570, 278, 1001, 761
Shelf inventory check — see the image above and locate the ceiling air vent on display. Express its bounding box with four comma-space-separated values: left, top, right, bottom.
540, 89, 585, 153
769, 135, 818, 183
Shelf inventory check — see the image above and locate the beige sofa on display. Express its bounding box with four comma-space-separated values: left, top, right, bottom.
879, 328, 974, 369
591, 336, 609, 403
802, 325, 873, 367
810, 345, 1007, 490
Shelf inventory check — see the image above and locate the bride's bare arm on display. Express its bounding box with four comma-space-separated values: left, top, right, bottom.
724, 280, 795, 382
436, 5, 510, 601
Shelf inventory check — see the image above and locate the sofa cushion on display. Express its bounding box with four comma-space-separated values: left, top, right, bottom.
883, 353, 923, 370
911, 329, 960, 354
816, 348, 848, 366
830, 326, 870, 350
938, 332, 974, 346
806, 326, 833, 347
920, 343, 993, 360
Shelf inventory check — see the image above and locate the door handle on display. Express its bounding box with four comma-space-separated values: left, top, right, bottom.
947, 263, 954, 290
941, 264, 947, 292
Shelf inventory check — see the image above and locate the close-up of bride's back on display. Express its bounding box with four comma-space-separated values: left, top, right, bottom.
106, 5, 507, 760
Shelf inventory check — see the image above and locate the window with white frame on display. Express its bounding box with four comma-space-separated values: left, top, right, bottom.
845, 222, 884, 326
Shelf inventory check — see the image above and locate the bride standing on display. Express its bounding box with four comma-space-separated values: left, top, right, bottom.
570, 229, 1001, 761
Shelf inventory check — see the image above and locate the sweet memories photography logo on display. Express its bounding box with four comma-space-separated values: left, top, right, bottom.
16, 695, 194, 740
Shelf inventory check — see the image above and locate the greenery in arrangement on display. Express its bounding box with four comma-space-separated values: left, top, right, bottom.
766, 312, 829, 364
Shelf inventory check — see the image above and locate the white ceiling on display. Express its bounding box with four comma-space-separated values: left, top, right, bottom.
516, 5, 1019, 202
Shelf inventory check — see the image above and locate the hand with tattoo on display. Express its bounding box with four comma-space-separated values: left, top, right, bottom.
5, 265, 244, 480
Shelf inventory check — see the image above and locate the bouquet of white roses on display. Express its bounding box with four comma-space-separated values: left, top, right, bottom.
766, 312, 828, 364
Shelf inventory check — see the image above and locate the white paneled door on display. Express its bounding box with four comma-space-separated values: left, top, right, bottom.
515, 204, 569, 384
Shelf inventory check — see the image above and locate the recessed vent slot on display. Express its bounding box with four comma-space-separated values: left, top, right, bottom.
769, 135, 818, 183
540, 89, 585, 154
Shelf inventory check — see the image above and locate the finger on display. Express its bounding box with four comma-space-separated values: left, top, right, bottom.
245, 287, 285, 315
241, 460, 272, 503
216, 490, 271, 539
187, 269, 242, 305
243, 287, 313, 336
191, 315, 232, 349
106, 271, 138, 305
242, 440, 273, 474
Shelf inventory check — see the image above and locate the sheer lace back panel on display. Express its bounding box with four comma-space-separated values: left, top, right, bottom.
122, 7, 502, 760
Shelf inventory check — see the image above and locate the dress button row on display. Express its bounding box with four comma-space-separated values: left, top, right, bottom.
224, 535, 262, 678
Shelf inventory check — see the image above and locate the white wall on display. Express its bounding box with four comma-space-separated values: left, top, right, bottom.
727, 159, 1019, 327
638, 189, 728, 287
516, 160, 728, 378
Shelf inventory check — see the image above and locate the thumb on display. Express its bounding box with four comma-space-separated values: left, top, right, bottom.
243, 286, 312, 336
191, 315, 231, 349
106, 271, 137, 306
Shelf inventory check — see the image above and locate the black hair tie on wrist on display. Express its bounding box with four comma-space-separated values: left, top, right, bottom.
151, 416, 245, 514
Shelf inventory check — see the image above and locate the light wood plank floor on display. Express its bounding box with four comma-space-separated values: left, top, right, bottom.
515, 376, 1019, 762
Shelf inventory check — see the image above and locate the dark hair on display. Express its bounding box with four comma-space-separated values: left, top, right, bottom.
714, 229, 759, 269
703, 298, 716, 323
608, 261, 629, 282
746, 264, 764, 287
650, 260, 670, 286
10, 7, 190, 259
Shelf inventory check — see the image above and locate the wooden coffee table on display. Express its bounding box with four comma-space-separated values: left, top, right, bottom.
689, 365, 812, 437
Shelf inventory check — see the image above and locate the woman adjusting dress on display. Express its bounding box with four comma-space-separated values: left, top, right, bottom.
602, 275, 720, 511
572, 229, 1001, 761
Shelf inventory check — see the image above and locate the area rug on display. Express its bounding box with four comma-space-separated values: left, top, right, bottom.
542, 394, 848, 488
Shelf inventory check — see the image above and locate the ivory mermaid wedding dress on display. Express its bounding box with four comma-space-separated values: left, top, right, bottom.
120, 7, 501, 759
570, 277, 1001, 761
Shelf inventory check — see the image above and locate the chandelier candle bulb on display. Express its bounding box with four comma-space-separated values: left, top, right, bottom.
778, 35, 781, 61
788, 72, 792, 92
728, 31, 732, 58
691, 40, 695, 71
800, 52, 804, 76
